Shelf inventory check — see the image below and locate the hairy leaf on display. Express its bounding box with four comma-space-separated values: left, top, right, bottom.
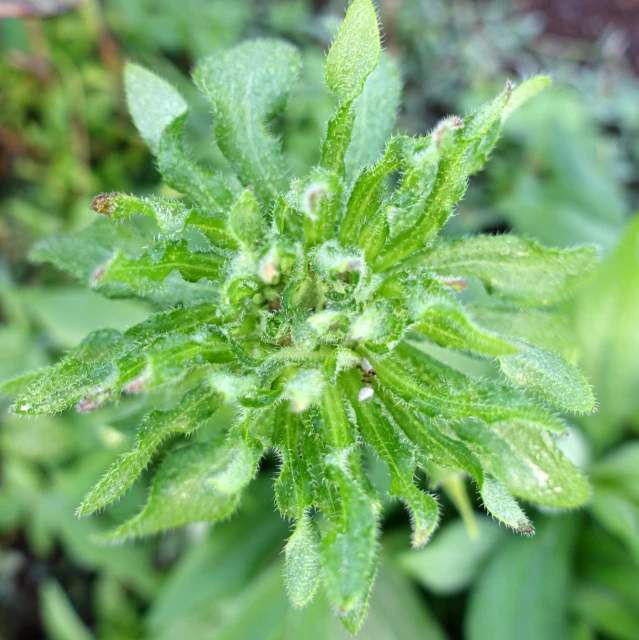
374, 86, 513, 270
454, 420, 591, 508
342, 370, 438, 547
78, 385, 220, 516
319, 452, 379, 613
345, 52, 402, 182
498, 343, 595, 413
369, 343, 566, 433
502, 75, 552, 121
195, 39, 302, 205
158, 113, 235, 211
98, 443, 241, 541
124, 63, 187, 154
325, 0, 380, 102
284, 513, 321, 608
420, 235, 599, 307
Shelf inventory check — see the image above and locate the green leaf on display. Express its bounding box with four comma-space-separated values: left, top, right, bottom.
467, 305, 577, 359
325, 0, 380, 102
77, 385, 220, 516
274, 406, 313, 517
420, 235, 599, 307
228, 188, 267, 248
369, 343, 566, 433
194, 39, 302, 206
320, 101, 356, 177
206, 432, 262, 495
572, 215, 639, 446
91, 193, 189, 236
409, 282, 521, 357
146, 479, 287, 633
124, 63, 187, 154
502, 75, 552, 121
498, 343, 595, 413
374, 87, 513, 271
94, 240, 225, 296
353, 566, 448, 640
158, 113, 235, 211
345, 52, 402, 182
284, 513, 321, 608
30, 218, 150, 284
186, 209, 238, 250
395, 516, 502, 595
294, 168, 343, 246
340, 136, 403, 246
461, 81, 512, 141
591, 443, 639, 503
40, 579, 95, 640
453, 420, 591, 509
342, 370, 438, 548
377, 388, 483, 480
479, 476, 534, 535
320, 451, 379, 615
98, 443, 241, 541
572, 582, 639, 640
10, 329, 130, 416
466, 516, 577, 640
589, 488, 639, 566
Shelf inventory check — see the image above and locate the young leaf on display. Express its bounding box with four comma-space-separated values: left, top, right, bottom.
319, 452, 379, 614
274, 406, 312, 517
341, 370, 439, 548
284, 513, 321, 608
498, 343, 595, 413
77, 385, 221, 516
124, 63, 187, 154
369, 344, 566, 433
321, 101, 357, 180
98, 443, 241, 541
340, 136, 403, 246
419, 235, 599, 307
194, 40, 302, 206
325, 0, 381, 102
374, 87, 513, 271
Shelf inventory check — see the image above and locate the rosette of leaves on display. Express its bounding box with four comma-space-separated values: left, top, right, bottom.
1, 0, 598, 632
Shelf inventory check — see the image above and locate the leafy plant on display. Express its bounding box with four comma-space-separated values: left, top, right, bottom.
2, 0, 599, 632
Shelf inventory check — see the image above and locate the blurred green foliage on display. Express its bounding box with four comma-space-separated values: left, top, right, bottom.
1, 0, 638, 638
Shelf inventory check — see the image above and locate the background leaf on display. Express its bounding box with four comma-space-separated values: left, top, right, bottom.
466, 516, 578, 640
